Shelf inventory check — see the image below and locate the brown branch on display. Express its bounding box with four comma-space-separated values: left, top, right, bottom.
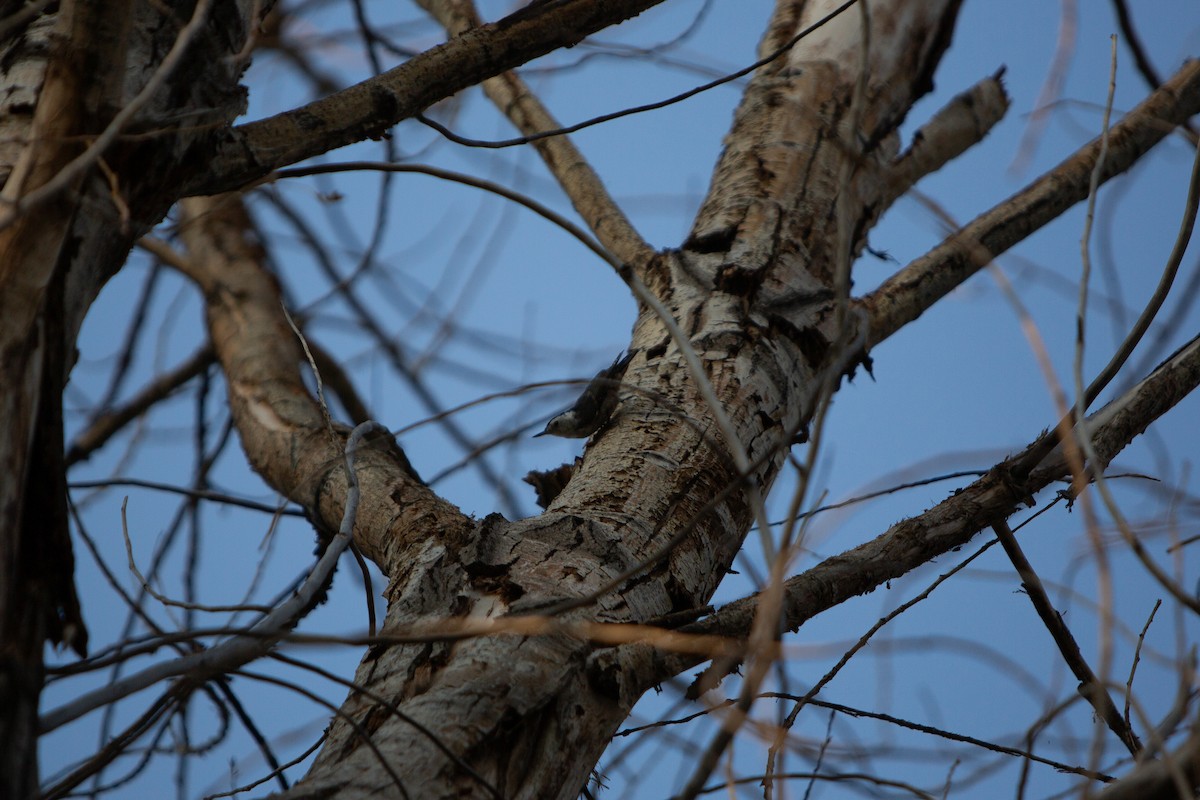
65, 345, 213, 467
1095, 719, 1200, 800
174, 194, 469, 573
992, 519, 1141, 756
883, 69, 1010, 208
190, 0, 673, 196
268, 161, 617, 268
861, 58, 1200, 349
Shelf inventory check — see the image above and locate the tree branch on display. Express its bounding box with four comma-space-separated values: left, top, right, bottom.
862, 58, 1200, 348
173, 194, 469, 573
1095, 718, 1200, 800
882, 69, 1009, 208
992, 520, 1141, 755
190, 0, 671, 196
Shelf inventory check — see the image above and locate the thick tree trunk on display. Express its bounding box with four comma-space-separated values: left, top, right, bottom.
0, 6, 125, 793
176, 3, 975, 797
12, 0, 1200, 796
0, 1, 254, 794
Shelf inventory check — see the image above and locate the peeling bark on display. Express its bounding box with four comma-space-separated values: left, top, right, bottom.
178, 3, 994, 797
6, 0, 1198, 797
0, 1, 255, 793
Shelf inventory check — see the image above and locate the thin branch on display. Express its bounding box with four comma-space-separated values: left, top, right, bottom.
203, 732, 321, 799
420, 0, 654, 268
120, 497, 272, 615
1007, 0, 1076, 174
66, 345, 214, 466
233, 668, 410, 799
1125, 600, 1162, 736
992, 520, 1141, 755
69, 479, 304, 517
39, 687, 185, 800
209, 679, 290, 794
1074, 40, 1124, 780
1111, 0, 1163, 90
40, 421, 381, 733
268, 161, 618, 273
696, 770, 936, 799
412, 0, 861, 151
792, 696, 1113, 782
268, 652, 503, 799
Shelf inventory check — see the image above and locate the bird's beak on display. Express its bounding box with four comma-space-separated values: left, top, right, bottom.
533, 430, 548, 438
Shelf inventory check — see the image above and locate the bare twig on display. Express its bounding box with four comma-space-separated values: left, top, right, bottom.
1125, 600, 1163, 734
66, 345, 214, 466
992, 520, 1141, 755
420, 0, 654, 269
41, 421, 382, 733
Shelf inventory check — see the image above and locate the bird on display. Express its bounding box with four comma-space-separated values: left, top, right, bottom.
535, 351, 635, 438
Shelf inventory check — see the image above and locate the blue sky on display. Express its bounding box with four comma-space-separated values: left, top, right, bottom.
49, 2, 1200, 797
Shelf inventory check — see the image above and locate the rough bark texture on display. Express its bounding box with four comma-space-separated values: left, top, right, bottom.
6, 0, 1199, 797
111, 2, 1200, 798
0, 1, 254, 794
180, 2, 975, 797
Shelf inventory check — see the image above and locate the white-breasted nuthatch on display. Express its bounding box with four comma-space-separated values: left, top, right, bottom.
535, 351, 635, 438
